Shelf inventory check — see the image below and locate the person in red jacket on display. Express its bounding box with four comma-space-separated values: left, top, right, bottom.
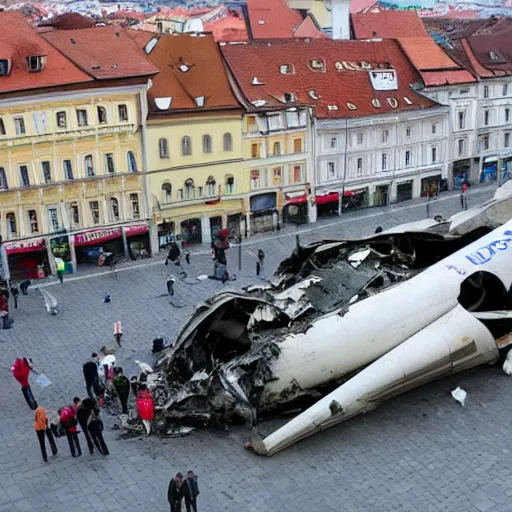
11, 357, 38, 409
59, 405, 81, 457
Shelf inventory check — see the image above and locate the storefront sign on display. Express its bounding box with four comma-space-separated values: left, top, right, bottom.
124, 224, 149, 236
250, 193, 277, 212
74, 228, 122, 247
4, 238, 46, 255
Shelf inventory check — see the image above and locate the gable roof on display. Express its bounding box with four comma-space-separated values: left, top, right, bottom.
38, 13, 95, 31
222, 39, 438, 119
42, 26, 158, 80
352, 10, 429, 39
293, 15, 328, 39
466, 33, 512, 76
0, 12, 93, 94
135, 33, 240, 114
246, 0, 303, 39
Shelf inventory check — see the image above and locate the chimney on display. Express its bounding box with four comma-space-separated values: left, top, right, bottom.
331, 0, 350, 40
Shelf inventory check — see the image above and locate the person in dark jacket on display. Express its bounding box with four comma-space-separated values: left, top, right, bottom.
83, 353, 100, 401
73, 397, 95, 455
182, 471, 199, 512
87, 406, 109, 456
113, 367, 130, 414
168, 473, 183, 512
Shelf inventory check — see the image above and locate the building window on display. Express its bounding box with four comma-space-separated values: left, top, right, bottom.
484, 85, 489, 98
272, 168, 282, 186
458, 139, 465, 156
506, 109, 510, 123
177, 189, 183, 200
251, 143, 261, 158
206, 176, 216, 196
63, 160, 73, 180
162, 182, 172, 202
432, 123, 437, 134
202, 134, 212, 154
159, 138, 169, 158
382, 130, 389, 143
19, 165, 30, 187
70, 202, 80, 226
110, 197, 119, 222
431, 147, 437, 163
273, 141, 282, 156
293, 138, 303, 153
505, 133, 511, 148
127, 151, 138, 172
41, 161, 52, 183
484, 110, 490, 126
504, 84, 509, 96
105, 153, 115, 173
381, 153, 387, 171
356, 158, 363, 175
268, 115, 281, 131
406, 127, 411, 138
405, 150, 412, 167
223, 133, 232, 151
251, 170, 261, 189
84, 155, 94, 177
48, 207, 59, 231
357, 133, 363, 145
14, 116, 26, 135
247, 116, 257, 132
89, 201, 100, 224
77, 109, 88, 127
6, 212, 16, 236
27, 56, 45, 72
458, 112, 465, 130
28, 210, 38, 233
225, 175, 235, 194
181, 136, 192, 156
157, 22, 163, 34
0, 118, 5, 135
56, 111, 67, 129
118, 104, 128, 122
0, 167, 8, 189
293, 165, 303, 183
328, 162, 336, 178
482, 136, 489, 151
184, 178, 195, 199
0, 59, 10, 76
130, 193, 139, 219
97, 106, 107, 124
330, 137, 337, 149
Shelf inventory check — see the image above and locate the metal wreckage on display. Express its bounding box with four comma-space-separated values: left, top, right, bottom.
135, 184, 512, 456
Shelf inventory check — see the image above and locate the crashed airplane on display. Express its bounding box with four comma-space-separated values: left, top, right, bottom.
149, 184, 512, 455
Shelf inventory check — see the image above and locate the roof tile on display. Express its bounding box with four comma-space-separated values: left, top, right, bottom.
247, 0, 303, 39
352, 10, 429, 39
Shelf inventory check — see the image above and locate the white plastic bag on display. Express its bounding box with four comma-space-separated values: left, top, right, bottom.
35, 373, 52, 389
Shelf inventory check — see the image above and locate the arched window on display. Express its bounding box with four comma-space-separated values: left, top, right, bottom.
202, 134, 212, 153
84, 154, 94, 177
184, 178, 195, 199
223, 132, 232, 151
127, 151, 138, 172
110, 197, 120, 221
159, 138, 169, 158
181, 136, 192, 156
162, 182, 172, 202
206, 176, 216, 196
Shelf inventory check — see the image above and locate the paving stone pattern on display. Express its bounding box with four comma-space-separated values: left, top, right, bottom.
1, 185, 511, 512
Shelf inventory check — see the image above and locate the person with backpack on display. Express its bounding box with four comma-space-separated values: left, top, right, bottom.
34, 406, 58, 462
87, 406, 109, 456
11, 357, 38, 409
59, 405, 81, 457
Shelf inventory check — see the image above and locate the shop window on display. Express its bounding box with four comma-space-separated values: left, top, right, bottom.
89, 201, 100, 224
14, 116, 26, 135
505, 133, 510, 148
70, 202, 80, 226
272, 167, 282, 186
293, 165, 303, 183
458, 112, 465, 129
97, 106, 107, 124
105, 153, 115, 173
6, 212, 16, 237
162, 182, 172, 202
293, 138, 303, 153
56, 111, 67, 129
328, 162, 336, 179
127, 151, 138, 172
110, 197, 120, 221
356, 158, 363, 176
159, 138, 169, 159
184, 178, 195, 199
225, 175, 235, 194
382, 130, 389, 143
251, 170, 261, 189
206, 176, 216, 196
223, 133, 232, 151
84, 155, 94, 177
0, 118, 5, 135
130, 193, 139, 219
63, 160, 73, 180
181, 136, 192, 156
405, 151, 412, 168
273, 141, 282, 156
431, 147, 437, 163
19, 165, 30, 187
202, 134, 212, 154
77, 109, 88, 127
251, 143, 261, 158
41, 161, 52, 183
28, 210, 38, 233
0, 167, 8, 189
118, 104, 128, 122
48, 207, 59, 232
382, 153, 388, 171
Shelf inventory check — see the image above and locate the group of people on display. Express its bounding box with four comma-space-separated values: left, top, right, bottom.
168, 471, 200, 512
0, 279, 30, 329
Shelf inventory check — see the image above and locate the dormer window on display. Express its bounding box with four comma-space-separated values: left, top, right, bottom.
283, 92, 296, 102
26, 56, 45, 73
347, 103, 357, 110
0, 59, 12, 76
489, 51, 500, 61
280, 64, 293, 75
372, 99, 381, 108
308, 90, 319, 100
387, 98, 398, 108
309, 59, 325, 72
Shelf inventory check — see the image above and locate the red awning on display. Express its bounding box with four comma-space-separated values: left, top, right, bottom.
125, 224, 149, 236
285, 195, 308, 205
4, 238, 46, 255
74, 228, 122, 247
316, 192, 339, 205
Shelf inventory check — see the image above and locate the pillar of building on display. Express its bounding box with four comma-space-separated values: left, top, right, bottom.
201, 215, 212, 244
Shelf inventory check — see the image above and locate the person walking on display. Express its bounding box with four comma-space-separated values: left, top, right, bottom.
461, 182, 468, 210
59, 405, 81, 457
10, 284, 19, 309
11, 357, 38, 409
182, 470, 200, 512
0, 289, 13, 329
83, 353, 100, 401
87, 405, 109, 456
113, 367, 130, 414
34, 406, 58, 463
55, 257, 65, 284
73, 397, 95, 455
168, 473, 184, 512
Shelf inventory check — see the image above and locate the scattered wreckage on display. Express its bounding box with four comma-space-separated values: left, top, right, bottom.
135, 184, 512, 455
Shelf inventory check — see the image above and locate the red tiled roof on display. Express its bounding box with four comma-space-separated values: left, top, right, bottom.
421, 70, 476, 86
204, 16, 248, 42
352, 10, 429, 39
293, 15, 327, 39
467, 33, 512, 76
246, 0, 303, 39
127, 29, 154, 49
38, 13, 95, 30
460, 38, 494, 78
221, 39, 438, 119
42, 26, 158, 80
0, 12, 93, 94
350, 0, 378, 14
136, 34, 240, 114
